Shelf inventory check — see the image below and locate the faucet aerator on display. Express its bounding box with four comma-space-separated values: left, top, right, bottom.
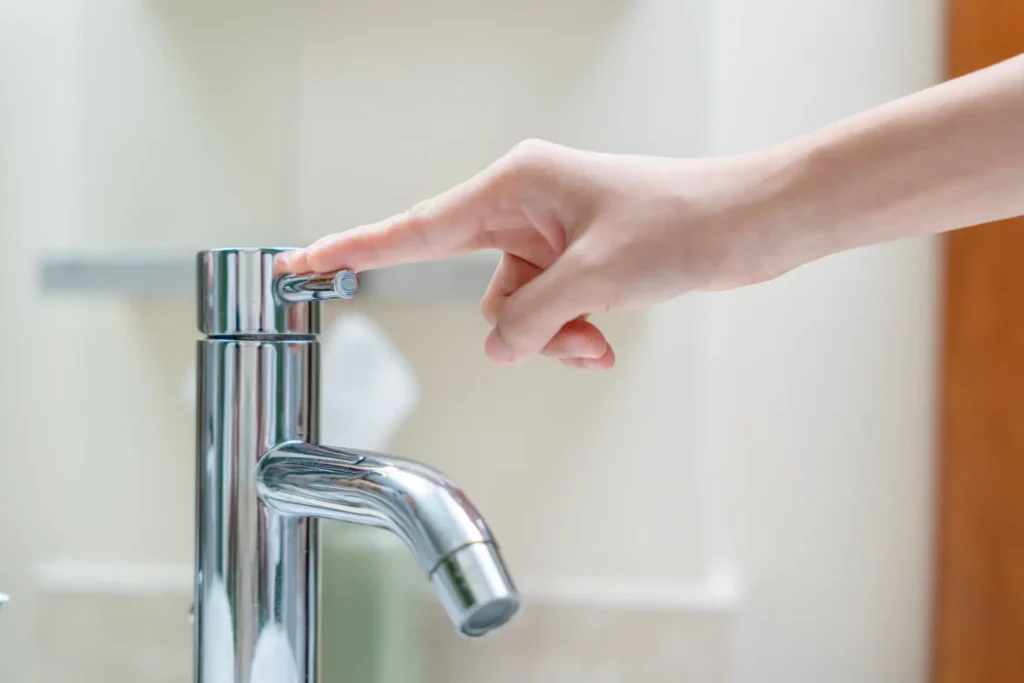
430, 542, 522, 637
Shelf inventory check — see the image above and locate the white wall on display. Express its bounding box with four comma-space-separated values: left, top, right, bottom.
297, 6, 944, 679
296, 0, 715, 589
703, 2, 943, 682
0, 1, 943, 682
296, 1, 944, 681
0, 2, 301, 681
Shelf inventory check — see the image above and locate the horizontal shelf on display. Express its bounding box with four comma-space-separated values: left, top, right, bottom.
38, 249, 500, 303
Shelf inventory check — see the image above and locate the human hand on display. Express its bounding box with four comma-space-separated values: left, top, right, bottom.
277, 139, 809, 369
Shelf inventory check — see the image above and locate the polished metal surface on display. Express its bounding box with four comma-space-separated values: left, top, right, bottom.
431, 542, 521, 637
276, 270, 359, 303
196, 337, 318, 683
0, 593, 8, 613
259, 441, 491, 569
260, 442, 520, 637
197, 247, 319, 336
194, 247, 520, 683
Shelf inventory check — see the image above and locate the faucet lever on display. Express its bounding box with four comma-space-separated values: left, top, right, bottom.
276, 270, 359, 303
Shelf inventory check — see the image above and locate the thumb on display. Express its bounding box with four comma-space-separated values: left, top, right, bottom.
485, 256, 591, 364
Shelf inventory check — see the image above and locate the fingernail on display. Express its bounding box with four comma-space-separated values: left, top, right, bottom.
575, 345, 607, 360
485, 328, 516, 364
273, 253, 293, 275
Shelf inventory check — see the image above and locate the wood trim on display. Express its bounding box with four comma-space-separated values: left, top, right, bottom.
932, 2, 1024, 682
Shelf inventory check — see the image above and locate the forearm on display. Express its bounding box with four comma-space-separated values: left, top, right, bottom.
778, 52, 1024, 258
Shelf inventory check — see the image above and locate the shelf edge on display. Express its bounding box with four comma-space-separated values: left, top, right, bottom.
38, 251, 499, 303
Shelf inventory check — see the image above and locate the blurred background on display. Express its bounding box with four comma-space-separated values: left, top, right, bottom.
0, 1, 1019, 682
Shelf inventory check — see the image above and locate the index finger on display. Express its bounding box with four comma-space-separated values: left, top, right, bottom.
280, 163, 507, 276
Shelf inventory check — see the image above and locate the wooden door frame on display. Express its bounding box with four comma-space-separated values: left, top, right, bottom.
932, 2, 1024, 682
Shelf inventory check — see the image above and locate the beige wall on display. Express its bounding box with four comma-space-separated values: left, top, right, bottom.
296, 0, 715, 588
0, 1, 942, 682
704, 2, 943, 681
0, 2, 301, 681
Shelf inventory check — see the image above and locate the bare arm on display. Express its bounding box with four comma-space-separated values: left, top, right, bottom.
283, 54, 1024, 368
778, 52, 1024, 261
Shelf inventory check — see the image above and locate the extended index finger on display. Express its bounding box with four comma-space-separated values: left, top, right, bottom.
280, 163, 509, 276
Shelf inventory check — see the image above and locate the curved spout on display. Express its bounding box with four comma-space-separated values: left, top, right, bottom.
258, 441, 521, 637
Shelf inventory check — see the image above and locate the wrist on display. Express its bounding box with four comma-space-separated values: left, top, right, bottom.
752, 136, 855, 271
702, 143, 845, 288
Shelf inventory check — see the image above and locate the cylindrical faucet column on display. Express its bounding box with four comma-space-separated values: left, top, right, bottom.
194, 248, 322, 683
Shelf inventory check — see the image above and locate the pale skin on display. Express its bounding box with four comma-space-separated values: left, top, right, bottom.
277, 53, 1024, 370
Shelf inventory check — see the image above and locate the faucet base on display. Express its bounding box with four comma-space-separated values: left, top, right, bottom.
195, 337, 319, 683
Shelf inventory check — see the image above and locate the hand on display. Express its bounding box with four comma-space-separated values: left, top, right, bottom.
279, 57, 1024, 369
277, 139, 806, 369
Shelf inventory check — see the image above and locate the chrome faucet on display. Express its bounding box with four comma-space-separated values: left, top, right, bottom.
194, 247, 521, 683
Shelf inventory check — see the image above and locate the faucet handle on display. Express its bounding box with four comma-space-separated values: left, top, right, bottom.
276, 270, 359, 304
197, 248, 360, 337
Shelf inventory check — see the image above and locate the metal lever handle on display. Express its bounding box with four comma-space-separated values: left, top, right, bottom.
276, 269, 359, 304
198, 249, 358, 336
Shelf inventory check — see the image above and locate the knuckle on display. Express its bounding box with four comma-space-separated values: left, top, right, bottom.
480, 295, 501, 325
479, 138, 575, 199
504, 138, 561, 174
305, 250, 328, 273
510, 137, 553, 158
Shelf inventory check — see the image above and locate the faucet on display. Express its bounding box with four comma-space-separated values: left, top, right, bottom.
194, 247, 521, 683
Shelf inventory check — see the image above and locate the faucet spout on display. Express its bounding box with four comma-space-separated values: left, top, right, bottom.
258, 441, 521, 637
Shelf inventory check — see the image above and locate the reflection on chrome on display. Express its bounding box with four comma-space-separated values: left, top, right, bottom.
194, 248, 520, 683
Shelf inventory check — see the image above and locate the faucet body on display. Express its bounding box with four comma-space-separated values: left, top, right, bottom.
194, 248, 520, 683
